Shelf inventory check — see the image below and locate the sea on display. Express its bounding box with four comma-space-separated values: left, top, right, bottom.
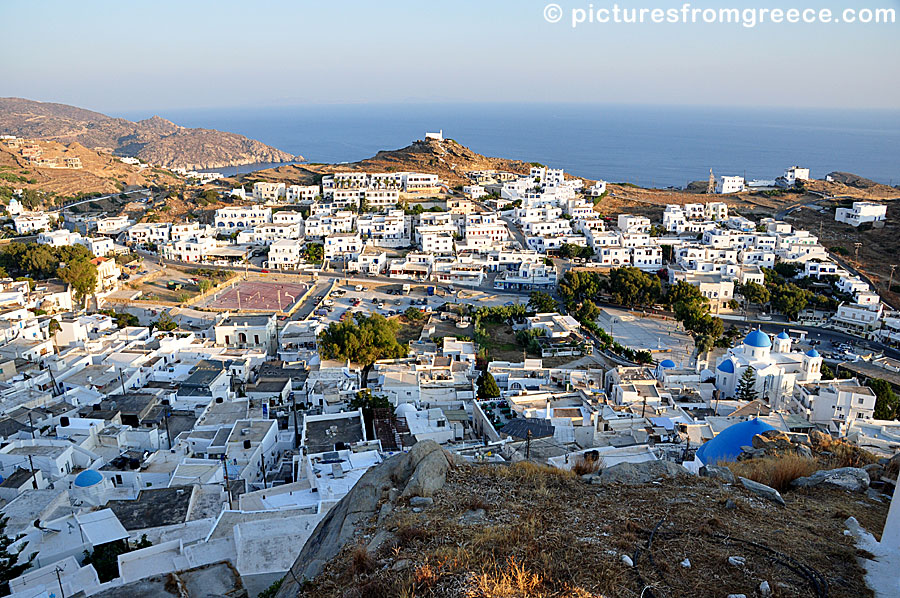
118, 103, 900, 188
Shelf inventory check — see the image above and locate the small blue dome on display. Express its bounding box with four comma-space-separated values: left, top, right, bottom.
806, 348, 820, 358
743, 329, 772, 348
697, 419, 777, 465
74, 470, 103, 488
716, 359, 735, 373
659, 359, 676, 368
776, 331, 790, 340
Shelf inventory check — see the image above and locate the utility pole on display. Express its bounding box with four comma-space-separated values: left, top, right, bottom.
28, 411, 36, 440
525, 429, 532, 460
854, 242, 862, 264
221, 455, 234, 510
291, 391, 301, 449
27, 454, 38, 489
889, 264, 897, 294
164, 409, 172, 450
54, 567, 66, 598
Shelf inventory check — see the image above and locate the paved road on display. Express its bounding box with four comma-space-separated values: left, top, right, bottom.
51, 188, 151, 212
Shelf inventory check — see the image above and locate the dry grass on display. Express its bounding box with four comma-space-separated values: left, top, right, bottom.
814, 435, 878, 469
467, 558, 546, 598
571, 455, 601, 476
725, 455, 821, 492
300, 462, 888, 598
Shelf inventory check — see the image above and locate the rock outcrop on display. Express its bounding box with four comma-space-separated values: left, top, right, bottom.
585, 459, 688, 485
274, 441, 463, 598
790, 467, 870, 492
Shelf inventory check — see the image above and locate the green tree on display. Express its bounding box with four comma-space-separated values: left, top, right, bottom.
201, 189, 220, 203
476, 370, 500, 400
665, 280, 707, 307
318, 313, 406, 370
349, 389, 393, 438
404, 306, 424, 321
0, 516, 36, 593
82, 536, 152, 583
739, 281, 770, 307
558, 270, 602, 309
867, 378, 899, 420
527, 291, 557, 314
773, 262, 803, 280
48, 318, 61, 336
770, 283, 811, 320
57, 258, 98, 305
605, 267, 661, 308
151, 312, 178, 332
735, 366, 759, 402
820, 363, 835, 381
303, 243, 324, 264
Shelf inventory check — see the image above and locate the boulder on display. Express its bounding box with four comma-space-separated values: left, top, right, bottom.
790, 467, 870, 492
409, 496, 434, 508
275, 440, 462, 597
809, 430, 832, 446
738, 477, 785, 506
401, 447, 452, 498
597, 460, 688, 485
700, 464, 735, 484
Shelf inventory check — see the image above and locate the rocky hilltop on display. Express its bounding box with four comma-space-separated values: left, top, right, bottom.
274, 439, 894, 598
0, 97, 301, 170
237, 137, 535, 188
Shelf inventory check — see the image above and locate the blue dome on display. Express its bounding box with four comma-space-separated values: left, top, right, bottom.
659, 359, 676, 368
806, 348, 820, 358
716, 359, 735, 373
696, 419, 777, 465
743, 329, 772, 348
74, 470, 103, 488
776, 331, 790, 340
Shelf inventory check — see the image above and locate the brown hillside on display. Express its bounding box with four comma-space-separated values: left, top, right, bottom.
0, 140, 177, 196
0, 97, 301, 170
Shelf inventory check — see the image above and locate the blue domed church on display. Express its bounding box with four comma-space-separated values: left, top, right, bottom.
714, 329, 822, 408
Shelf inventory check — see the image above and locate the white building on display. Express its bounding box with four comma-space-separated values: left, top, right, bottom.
215, 314, 277, 353
617, 214, 651, 233
835, 202, 887, 227
13, 212, 50, 234
214, 205, 273, 231
267, 239, 304, 270
714, 330, 822, 409
252, 182, 286, 202
324, 232, 363, 261
793, 378, 876, 436
780, 166, 810, 187
286, 184, 319, 203
716, 176, 745, 194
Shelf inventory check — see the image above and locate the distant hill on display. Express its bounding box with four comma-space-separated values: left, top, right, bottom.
0, 98, 301, 170
238, 137, 536, 188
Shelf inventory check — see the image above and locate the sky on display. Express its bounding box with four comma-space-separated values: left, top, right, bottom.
2, 0, 898, 113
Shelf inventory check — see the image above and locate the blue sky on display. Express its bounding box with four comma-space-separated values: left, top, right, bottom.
2, 0, 898, 112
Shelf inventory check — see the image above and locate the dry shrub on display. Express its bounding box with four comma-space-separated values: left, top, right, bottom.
413, 563, 439, 588
349, 544, 375, 576
495, 461, 575, 484
826, 440, 877, 469
571, 456, 601, 476
462, 495, 490, 512
396, 521, 430, 547
726, 455, 820, 492
466, 558, 546, 598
